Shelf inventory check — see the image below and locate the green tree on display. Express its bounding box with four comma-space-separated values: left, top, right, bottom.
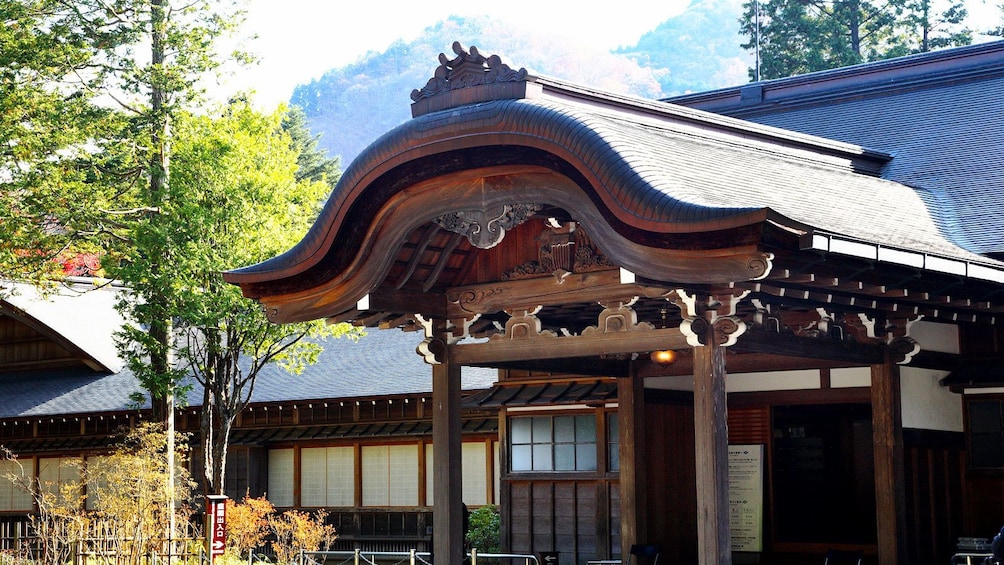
1, 0, 360, 501
0, 0, 122, 284
283, 105, 341, 190
168, 101, 360, 495
740, 0, 970, 80
1, 0, 249, 421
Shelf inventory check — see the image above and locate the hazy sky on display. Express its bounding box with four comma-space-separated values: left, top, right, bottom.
224, 0, 1002, 108
228, 0, 692, 107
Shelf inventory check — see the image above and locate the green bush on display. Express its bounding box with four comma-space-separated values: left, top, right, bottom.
466, 505, 500, 554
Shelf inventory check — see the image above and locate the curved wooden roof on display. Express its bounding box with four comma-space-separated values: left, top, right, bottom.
225, 43, 1004, 328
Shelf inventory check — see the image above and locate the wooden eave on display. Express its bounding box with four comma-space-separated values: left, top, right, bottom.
224, 96, 971, 322
223, 43, 1004, 371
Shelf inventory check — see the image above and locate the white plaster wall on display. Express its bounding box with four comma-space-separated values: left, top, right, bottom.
726, 370, 820, 392
645, 375, 694, 391
830, 366, 871, 388
900, 366, 962, 432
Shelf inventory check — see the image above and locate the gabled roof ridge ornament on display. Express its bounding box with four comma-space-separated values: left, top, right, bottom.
411, 41, 528, 102
410, 41, 539, 117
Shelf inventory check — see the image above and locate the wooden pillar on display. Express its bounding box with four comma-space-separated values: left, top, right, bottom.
872, 355, 907, 565
693, 332, 731, 565
618, 362, 648, 557
432, 343, 464, 565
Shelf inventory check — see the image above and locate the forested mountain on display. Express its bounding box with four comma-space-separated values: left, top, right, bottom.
290, 2, 753, 164
617, 0, 751, 95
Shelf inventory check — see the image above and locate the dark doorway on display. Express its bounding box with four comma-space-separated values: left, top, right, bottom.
772, 404, 877, 544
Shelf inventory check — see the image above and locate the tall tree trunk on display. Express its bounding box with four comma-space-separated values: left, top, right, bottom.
202, 382, 216, 494
149, 0, 176, 545
848, 0, 863, 57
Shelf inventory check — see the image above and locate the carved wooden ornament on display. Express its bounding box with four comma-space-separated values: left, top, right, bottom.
435, 203, 542, 249
411, 41, 529, 102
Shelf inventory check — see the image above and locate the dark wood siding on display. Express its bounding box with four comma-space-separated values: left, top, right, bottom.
904, 430, 966, 565
504, 478, 611, 565
644, 393, 698, 565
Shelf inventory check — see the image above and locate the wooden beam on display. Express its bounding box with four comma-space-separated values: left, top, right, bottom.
363, 288, 448, 318
618, 363, 648, 556
395, 224, 441, 289
637, 351, 875, 378
432, 341, 464, 565
693, 329, 732, 565
451, 327, 690, 365
735, 328, 885, 364
481, 357, 631, 377
445, 269, 671, 318
872, 356, 907, 565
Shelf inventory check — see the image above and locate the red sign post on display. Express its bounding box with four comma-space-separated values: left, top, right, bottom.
206, 495, 228, 563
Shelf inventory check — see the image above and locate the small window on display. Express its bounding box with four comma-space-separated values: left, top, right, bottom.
425, 441, 494, 505
510, 415, 597, 472
361, 445, 418, 506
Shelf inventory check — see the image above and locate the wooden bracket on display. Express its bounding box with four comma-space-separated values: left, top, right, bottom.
672, 289, 750, 347
582, 298, 654, 335
490, 306, 557, 342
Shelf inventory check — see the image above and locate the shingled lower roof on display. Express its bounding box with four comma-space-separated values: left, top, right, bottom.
0, 327, 496, 419
667, 41, 1004, 256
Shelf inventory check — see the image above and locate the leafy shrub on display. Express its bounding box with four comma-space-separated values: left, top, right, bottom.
225, 494, 275, 558
268, 509, 337, 564
466, 505, 500, 554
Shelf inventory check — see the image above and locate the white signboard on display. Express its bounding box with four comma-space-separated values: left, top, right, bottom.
728, 444, 764, 552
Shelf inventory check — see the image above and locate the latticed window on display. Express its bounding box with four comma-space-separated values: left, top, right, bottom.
510, 414, 597, 472
361, 445, 418, 506
0, 458, 33, 511
267, 449, 294, 507
301, 446, 354, 507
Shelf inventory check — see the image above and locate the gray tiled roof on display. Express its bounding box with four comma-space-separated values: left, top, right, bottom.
244, 329, 497, 403
667, 43, 1004, 256
0, 327, 497, 419
726, 76, 1004, 255
233, 74, 1004, 318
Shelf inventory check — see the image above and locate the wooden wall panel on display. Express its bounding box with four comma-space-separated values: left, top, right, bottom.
577, 483, 598, 558
0, 316, 82, 371
532, 483, 555, 550
609, 483, 621, 561
554, 482, 576, 558
903, 431, 965, 565
965, 475, 1004, 539
504, 479, 610, 565
644, 399, 698, 565
509, 482, 532, 552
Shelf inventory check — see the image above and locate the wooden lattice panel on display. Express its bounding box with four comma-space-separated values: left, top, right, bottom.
727, 406, 771, 445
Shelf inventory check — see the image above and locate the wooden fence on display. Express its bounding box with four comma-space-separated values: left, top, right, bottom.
0, 517, 205, 564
